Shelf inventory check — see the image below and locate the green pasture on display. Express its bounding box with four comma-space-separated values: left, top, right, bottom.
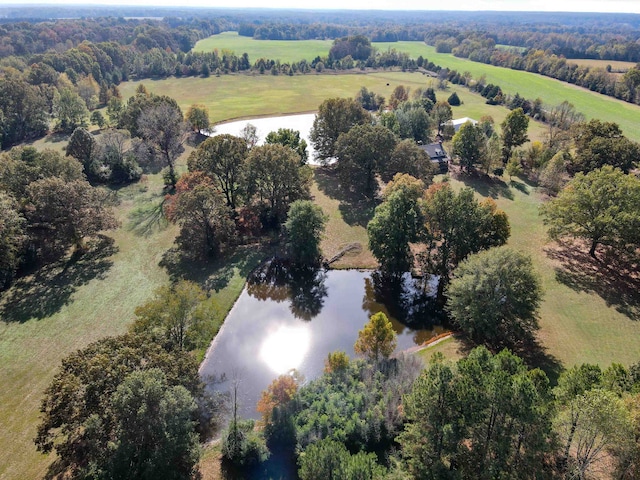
192, 33, 640, 141
118, 73, 547, 142
193, 31, 332, 64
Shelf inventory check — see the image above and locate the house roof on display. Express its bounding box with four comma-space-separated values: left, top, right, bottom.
452, 117, 478, 127
421, 142, 449, 161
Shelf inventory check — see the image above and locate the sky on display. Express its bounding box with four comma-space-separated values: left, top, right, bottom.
3, 0, 640, 14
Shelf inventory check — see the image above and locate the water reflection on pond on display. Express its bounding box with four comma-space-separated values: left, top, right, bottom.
200, 262, 446, 419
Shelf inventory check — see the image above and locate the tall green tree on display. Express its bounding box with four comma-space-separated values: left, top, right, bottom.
244, 144, 312, 224
35, 333, 204, 479
500, 107, 529, 163
382, 139, 435, 184
335, 123, 397, 197
285, 200, 327, 265
452, 121, 487, 172
66, 127, 97, 174
107, 369, 200, 480
265, 128, 308, 165
368, 174, 424, 275
399, 347, 554, 480
185, 104, 210, 134
569, 119, 640, 174
132, 280, 218, 352
26, 177, 117, 257
422, 183, 510, 300
310, 97, 370, 162
0, 192, 26, 289
53, 87, 90, 133
540, 165, 640, 258
0, 76, 48, 146
446, 247, 543, 348
187, 134, 248, 209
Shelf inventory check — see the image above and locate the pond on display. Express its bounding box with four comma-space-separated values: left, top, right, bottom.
200, 263, 446, 419
212, 113, 319, 163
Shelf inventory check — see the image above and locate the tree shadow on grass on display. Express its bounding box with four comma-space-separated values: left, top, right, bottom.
126, 198, 168, 237
0, 235, 117, 323
313, 166, 378, 227
160, 244, 273, 293
545, 240, 640, 321
455, 171, 515, 200
510, 179, 530, 195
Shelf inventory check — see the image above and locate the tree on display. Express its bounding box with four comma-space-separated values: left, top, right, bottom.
554, 388, 632, 479
354, 312, 397, 363
240, 123, 259, 149
368, 175, 424, 275
506, 153, 523, 180
570, 119, 640, 174
285, 200, 327, 265
53, 87, 90, 133
132, 280, 219, 352
389, 85, 409, 109
66, 127, 97, 174
447, 91, 461, 106
452, 121, 486, 172
35, 333, 204, 478
90, 110, 106, 129
355, 86, 384, 111
446, 247, 543, 347
265, 128, 308, 165
431, 100, 453, 137
165, 172, 236, 259
138, 102, 189, 188
546, 101, 584, 151
26, 177, 117, 258
108, 369, 200, 480
540, 165, 640, 258
0, 75, 48, 147
257, 374, 300, 425
421, 183, 510, 300
335, 123, 397, 197
399, 347, 554, 480
185, 104, 210, 134
539, 150, 570, 196
500, 107, 529, 163
382, 139, 435, 184
298, 439, 386, 480
244, 144, 312, 224
310, 97, 370, 162
393, 101, 432, 143
187, 134, 248, 209
0, 192, 26, 289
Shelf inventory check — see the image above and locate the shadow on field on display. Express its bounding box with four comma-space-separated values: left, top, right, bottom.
455, 170, 515, 200
0, 236, 117, 323
160, 244, 270, 293
126, 198, 168, 237
313, 166, 377, 226
546, 240, 640, 321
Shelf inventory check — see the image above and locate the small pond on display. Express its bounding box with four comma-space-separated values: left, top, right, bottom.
212, 113, 318, 163
200, 263, 446, 419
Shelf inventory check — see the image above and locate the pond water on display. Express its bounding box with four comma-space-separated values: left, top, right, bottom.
200, 264, 446, 419
211, 113, 318, 163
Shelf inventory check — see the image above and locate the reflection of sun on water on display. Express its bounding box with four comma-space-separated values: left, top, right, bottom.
260, 325, 311, 374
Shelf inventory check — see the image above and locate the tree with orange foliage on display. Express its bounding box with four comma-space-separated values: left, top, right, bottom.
256, 373, 300, 425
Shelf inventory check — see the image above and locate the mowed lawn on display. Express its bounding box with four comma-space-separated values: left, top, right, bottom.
192, 33, 640, 141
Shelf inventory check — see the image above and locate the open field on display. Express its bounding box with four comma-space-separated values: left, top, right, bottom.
192, 33, 640, 141
118, 73, 547, 142
193, 31, 332, 64
566, 58, 636, 73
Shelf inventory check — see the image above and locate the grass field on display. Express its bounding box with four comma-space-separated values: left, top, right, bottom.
118, 72, 547, 142
566, 58, 636, 73
192, 33, 640, 141
193, 31, 332, 64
